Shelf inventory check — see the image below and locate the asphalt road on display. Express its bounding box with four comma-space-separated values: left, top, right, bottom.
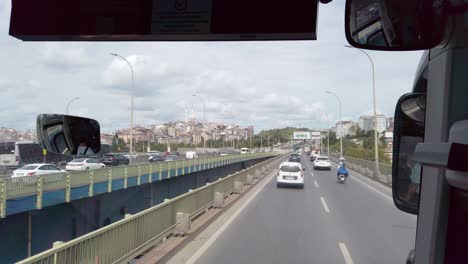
194, 156, 417, 264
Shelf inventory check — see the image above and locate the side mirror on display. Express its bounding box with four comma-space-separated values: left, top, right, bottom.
392, 93, 425, 215
36, 114, 101, 156
344, 0, 445, 51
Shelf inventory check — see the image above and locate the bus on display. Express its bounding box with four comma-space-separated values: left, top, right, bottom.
0, 142, 15, 166
14, 141, 73, 166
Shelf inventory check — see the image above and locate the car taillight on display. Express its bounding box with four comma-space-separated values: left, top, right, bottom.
15, 156, 18, 162
27, 172, 36, 176
277, 170, 280, 176
300, 171, 304, 177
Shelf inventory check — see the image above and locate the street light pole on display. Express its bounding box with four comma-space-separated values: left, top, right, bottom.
66, 97, 80, 115
326, 91, 343, 158
192, 93, 207, 151
110, 53, 135, 160
345, 45, 380, 176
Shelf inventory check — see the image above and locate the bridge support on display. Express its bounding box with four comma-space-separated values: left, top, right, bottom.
213, 192, 224, 208
176, 212, 190, 235
234, 181, 243, 194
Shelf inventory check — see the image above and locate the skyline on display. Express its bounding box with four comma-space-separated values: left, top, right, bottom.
0, 1, 421, 133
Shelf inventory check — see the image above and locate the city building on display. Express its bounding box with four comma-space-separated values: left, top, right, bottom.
358, 114, 387, 133
386, 117, 394, 129
335, 121, 357, 138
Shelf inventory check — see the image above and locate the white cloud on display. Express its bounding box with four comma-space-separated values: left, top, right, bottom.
0, 1, 425, 133
40, 43, 92, 69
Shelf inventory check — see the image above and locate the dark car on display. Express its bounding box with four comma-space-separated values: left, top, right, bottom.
165, 155, 184, 161
101, 154, 130, 166
149, 155, 165, 163
289, 156, 301, 163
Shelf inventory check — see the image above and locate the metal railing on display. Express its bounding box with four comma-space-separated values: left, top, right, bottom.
329, 154, 392, 185
0, 152, 278, 218
16, 154, 285, 264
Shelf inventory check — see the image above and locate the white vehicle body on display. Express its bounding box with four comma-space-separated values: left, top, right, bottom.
313, 156, 331, 170
65, 158, 105, 171
12, 163, 65, 177
240, 148, 250, 154
185, 151, 198, 159
276, 162, 304, 188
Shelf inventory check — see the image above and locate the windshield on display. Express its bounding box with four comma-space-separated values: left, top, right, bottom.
280, 165, 301, 172
19, 165, 38, 170
0, 2, 420, 264
70, 158, 86, 162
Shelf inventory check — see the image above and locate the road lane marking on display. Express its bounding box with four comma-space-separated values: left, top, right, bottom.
350, 173, 393, 202
320, 196, 330, 213
311, 172, 314, 177
185, 169, 275, 264
314, 180, 319, 188
339, 242, 354, 264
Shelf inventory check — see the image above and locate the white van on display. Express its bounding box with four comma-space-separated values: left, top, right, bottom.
185, 151, 198, 159
240, 148, 250, 154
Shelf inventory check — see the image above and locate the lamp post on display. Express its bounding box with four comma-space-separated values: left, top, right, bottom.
326, 91, 343, 158
110, 53, 135, 160
66, 97, 80, 115
344, 45, 380, 176
192, 93, 207, 151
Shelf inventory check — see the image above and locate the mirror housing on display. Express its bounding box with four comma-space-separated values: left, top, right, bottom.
345, 0, 446, 51
392, 93, 425, 215
36, 114, 101, 156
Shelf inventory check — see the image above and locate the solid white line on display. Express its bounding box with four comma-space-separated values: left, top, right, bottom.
351, 174, 393, 202
185, 171, 275, 264
314, 180, 319, 188
320, 196, 330, 213
339, 242, 354, 264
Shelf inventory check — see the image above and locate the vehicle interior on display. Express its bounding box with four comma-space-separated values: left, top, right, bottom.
2, 0, 468, 263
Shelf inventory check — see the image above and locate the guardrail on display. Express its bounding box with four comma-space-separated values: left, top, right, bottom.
16, 153, 285, 264
0, 152, 278, 218
329, 154, 392, 185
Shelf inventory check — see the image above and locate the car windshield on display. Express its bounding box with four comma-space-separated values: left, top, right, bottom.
19, 165, 38, 170
280, 165, 301, 172
71, 158, 86, 162
0, 2, 422, 263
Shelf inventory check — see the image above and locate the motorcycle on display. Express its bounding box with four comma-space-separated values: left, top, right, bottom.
338, 174, 347, 184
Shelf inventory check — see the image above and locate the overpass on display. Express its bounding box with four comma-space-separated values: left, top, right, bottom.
0, 152, 279, 263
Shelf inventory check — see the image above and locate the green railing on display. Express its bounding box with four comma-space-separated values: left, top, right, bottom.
16, 154, 285, 264
0, 152, 277, 218
329, 154, 392, 185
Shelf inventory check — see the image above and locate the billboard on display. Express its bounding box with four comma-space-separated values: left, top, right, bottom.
293, 132, 311, 140
311, 132, 321, 139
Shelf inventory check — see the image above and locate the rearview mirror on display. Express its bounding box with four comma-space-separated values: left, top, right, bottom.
10, 0, 318, 41
345, 0, 445, 51
392, 93, 425, 215
36, 114, 101, 156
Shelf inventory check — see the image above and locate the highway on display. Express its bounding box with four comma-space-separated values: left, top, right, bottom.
191, 156, 417, 264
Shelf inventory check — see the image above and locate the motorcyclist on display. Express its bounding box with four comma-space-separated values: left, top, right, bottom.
337, 161, 349, 180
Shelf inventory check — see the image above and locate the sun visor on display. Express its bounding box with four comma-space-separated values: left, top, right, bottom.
9, 0, 318, 41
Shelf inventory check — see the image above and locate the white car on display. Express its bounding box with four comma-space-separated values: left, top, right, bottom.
66, 158, 106, 171
12, 163, 65, 177
313, 156, 331, 170
276, 162, 305, 189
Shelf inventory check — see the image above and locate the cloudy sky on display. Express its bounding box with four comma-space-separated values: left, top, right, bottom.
0, 1, 422, 133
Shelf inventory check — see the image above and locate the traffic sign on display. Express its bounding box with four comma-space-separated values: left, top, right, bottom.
293, 132, 311, 140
